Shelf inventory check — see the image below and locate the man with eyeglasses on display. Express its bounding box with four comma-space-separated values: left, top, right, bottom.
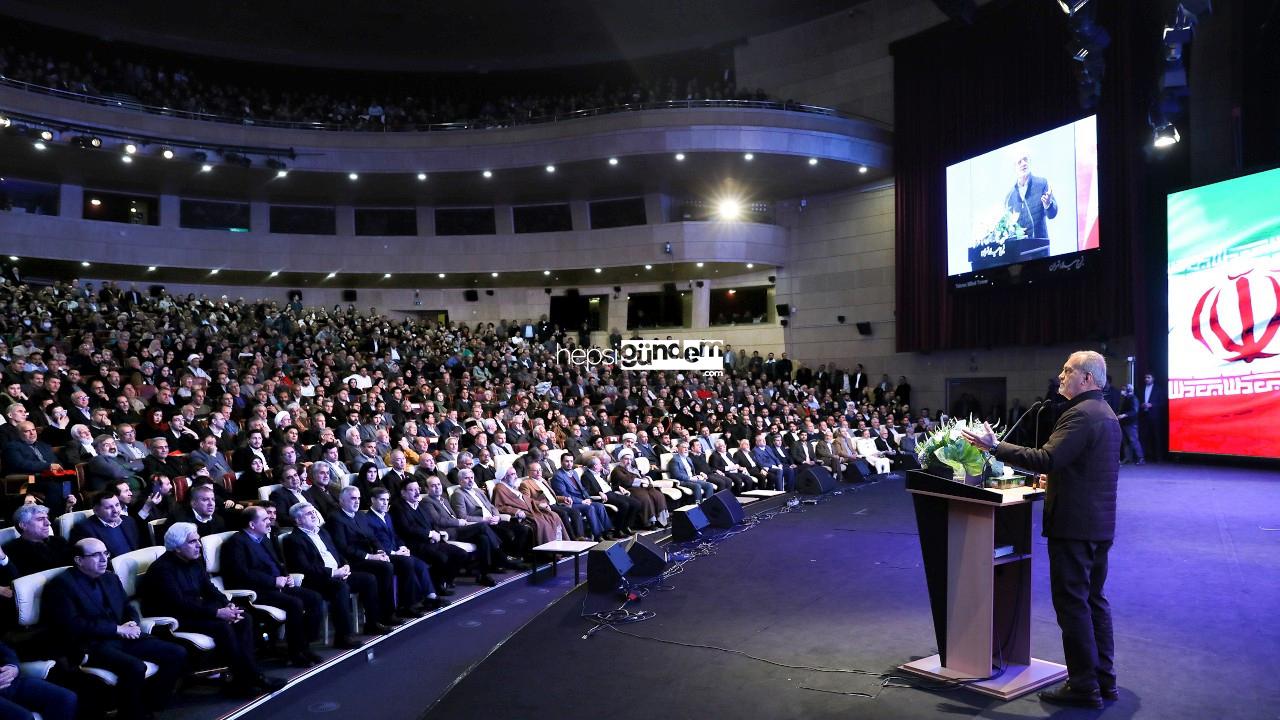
44, 538, 187, 720
963, 350, 1120, 709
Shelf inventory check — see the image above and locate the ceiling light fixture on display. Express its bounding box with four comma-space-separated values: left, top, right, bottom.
482, 170, 493, 178
121, 155, 133, 164
744, 153, 754, 161
124, 144, 138, 154
200, 164, 213, 173
268, 271, 279, 278
608, 158, 618, 166
808, 158, 819, 166
545, 165, 556, 173
147, 266, 157, 272
89, 198, 102, 207
417, 173, 427, 181
675, 153, 685, 161
161, 148, 175, 159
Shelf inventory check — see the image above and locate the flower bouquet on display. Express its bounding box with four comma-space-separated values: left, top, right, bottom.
915, 416, 1005, 485
968, 207, 1028, 268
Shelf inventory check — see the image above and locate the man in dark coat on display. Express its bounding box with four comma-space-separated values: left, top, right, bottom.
964, 350, 1119, 708
220, 506, 325, 666
43, 538, 187, 720
4, 504, 74, 578
70, 490, 142, 558
140, 523, 284, 696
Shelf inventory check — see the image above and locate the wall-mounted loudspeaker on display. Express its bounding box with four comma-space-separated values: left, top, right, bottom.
485, 289, 494, 296
837, 315, 846, 324
463, 290, 479, 302
695, 280, 704, 288
856, 321, 872, 336
566, 288, 580, 297
776, 303, 791, 317
341, 289, 358, 302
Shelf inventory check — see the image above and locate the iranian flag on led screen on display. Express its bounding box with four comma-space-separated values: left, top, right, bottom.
1167, 167, 1280, 458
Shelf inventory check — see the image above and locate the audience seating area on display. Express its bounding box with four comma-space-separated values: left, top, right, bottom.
0, 276, 925, 719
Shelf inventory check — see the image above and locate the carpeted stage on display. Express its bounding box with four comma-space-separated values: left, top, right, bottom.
224, 463, 1280, 720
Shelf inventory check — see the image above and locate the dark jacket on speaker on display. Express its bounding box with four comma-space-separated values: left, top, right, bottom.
993, 389, 1119, 542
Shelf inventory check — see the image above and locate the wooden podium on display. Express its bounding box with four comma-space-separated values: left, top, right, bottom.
899, 470, 1066, 700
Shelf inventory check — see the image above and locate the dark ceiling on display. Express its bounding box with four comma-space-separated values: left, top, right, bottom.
1, 0, 861, 73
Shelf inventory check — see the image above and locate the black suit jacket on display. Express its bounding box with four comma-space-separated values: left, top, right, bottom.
282, 528, 344, 580
44, 568, 138, 656
326, 510, 382, 565
221, 531, 287, 593
162, 506, 227, 539
993, 389, 1119, 541
390, 499, 439, 550
4, 535, 74, 579
138, 550, 226, 623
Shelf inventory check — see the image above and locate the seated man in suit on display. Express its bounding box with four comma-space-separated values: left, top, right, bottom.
422, 475, 511, 580
814, 430, 846, 477
43, 538, 187, 720
140, 523, 285, 697
4, 503, 74, 579
363, 485, 451, 604
190, 433, 234, 485
283, 502, 391, 647
70, 489, 142, 558
221, 506, 325, 667
579, 454, 641, 535
666, 442, 717, 504
550, 453, 614, 540
269, 465, 310, 527
327, 485, 431, 621
141, 436, 189, 491
390, 478, 469, 590
2, 421, 77, 516
689, 447, 736, 494
751, 434, 795, 491
162, 482, 227, 539
84, 434, 145, 494
731, 438, 771, 490
451, 468, 533, 560
710, 439, 756, 493
0, 636, 76, 720
61, 424, 98, 467
231, 430, 270, 473
789, 430, 822, 473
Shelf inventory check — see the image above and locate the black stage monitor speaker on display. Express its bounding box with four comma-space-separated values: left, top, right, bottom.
463, 289, 479, 302
776, 303, 791, 317
671, 505, 710, 542
846, 458, 873, 482
627, 535, 669, 577
587, 539, 633, 593
797, 466, 837, 495
701, 490, 745, 527
856, 321, 872, 335
341, 289, 358, 302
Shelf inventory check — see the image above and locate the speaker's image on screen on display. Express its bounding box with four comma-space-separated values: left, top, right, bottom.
945, 116, 1099, 276
1167, 167, 1280, 459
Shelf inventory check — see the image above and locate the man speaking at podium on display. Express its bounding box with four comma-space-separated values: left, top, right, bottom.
1006, 149, 1057, 244
961, 350, 1119, 708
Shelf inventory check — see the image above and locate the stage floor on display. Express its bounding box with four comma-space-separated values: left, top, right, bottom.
419, 464, 1280, 720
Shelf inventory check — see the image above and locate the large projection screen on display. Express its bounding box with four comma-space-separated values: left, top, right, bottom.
1167, 167, 1280, 458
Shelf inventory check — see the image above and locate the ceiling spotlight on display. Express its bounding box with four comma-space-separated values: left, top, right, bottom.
1057, 0, 1090, 16
727, 289, 736, 295
200, 164, 213, 173
675, 153, 685, 161
209, 268, 219, 275
438, 273, 446, 278
417, 172, 428, 181
89, 198, 102, 207
81, 261, 91, 267
129, 207, 137, 214
482, 170, 493, 178
8, 256, 18, 261
39, 130, 53, 141
545, 165, 556, 173
32, 141, 46, 151
543, 270, 551, 275
594, 268, 602, 273
161, 148, 175, 159
1153, 122, 1181, 148
326, 272, 336, 279
808, 157, 819, 166
644, 264, 653, 270
147, 266, 157, 272
696, 261, 705, 268
122, 155, 133, 164
124, 144, 137, 155
71, 135, 102, 149
716, 199, 742, 221
269, 271, 279, 278
276, 170, 288, 178
859, 165, 868, 174
0, 116, 9, 128
744, 153, 754, 161
491, 272, 499, 278
608, 158, 618, 166
746, 263, 754, 269
384, 273, 392, 279
348, 172, 359, 181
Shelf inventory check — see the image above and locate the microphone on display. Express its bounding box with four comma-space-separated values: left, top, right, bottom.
1001, 400, 1044, 448
1033, 402, 1049, 448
